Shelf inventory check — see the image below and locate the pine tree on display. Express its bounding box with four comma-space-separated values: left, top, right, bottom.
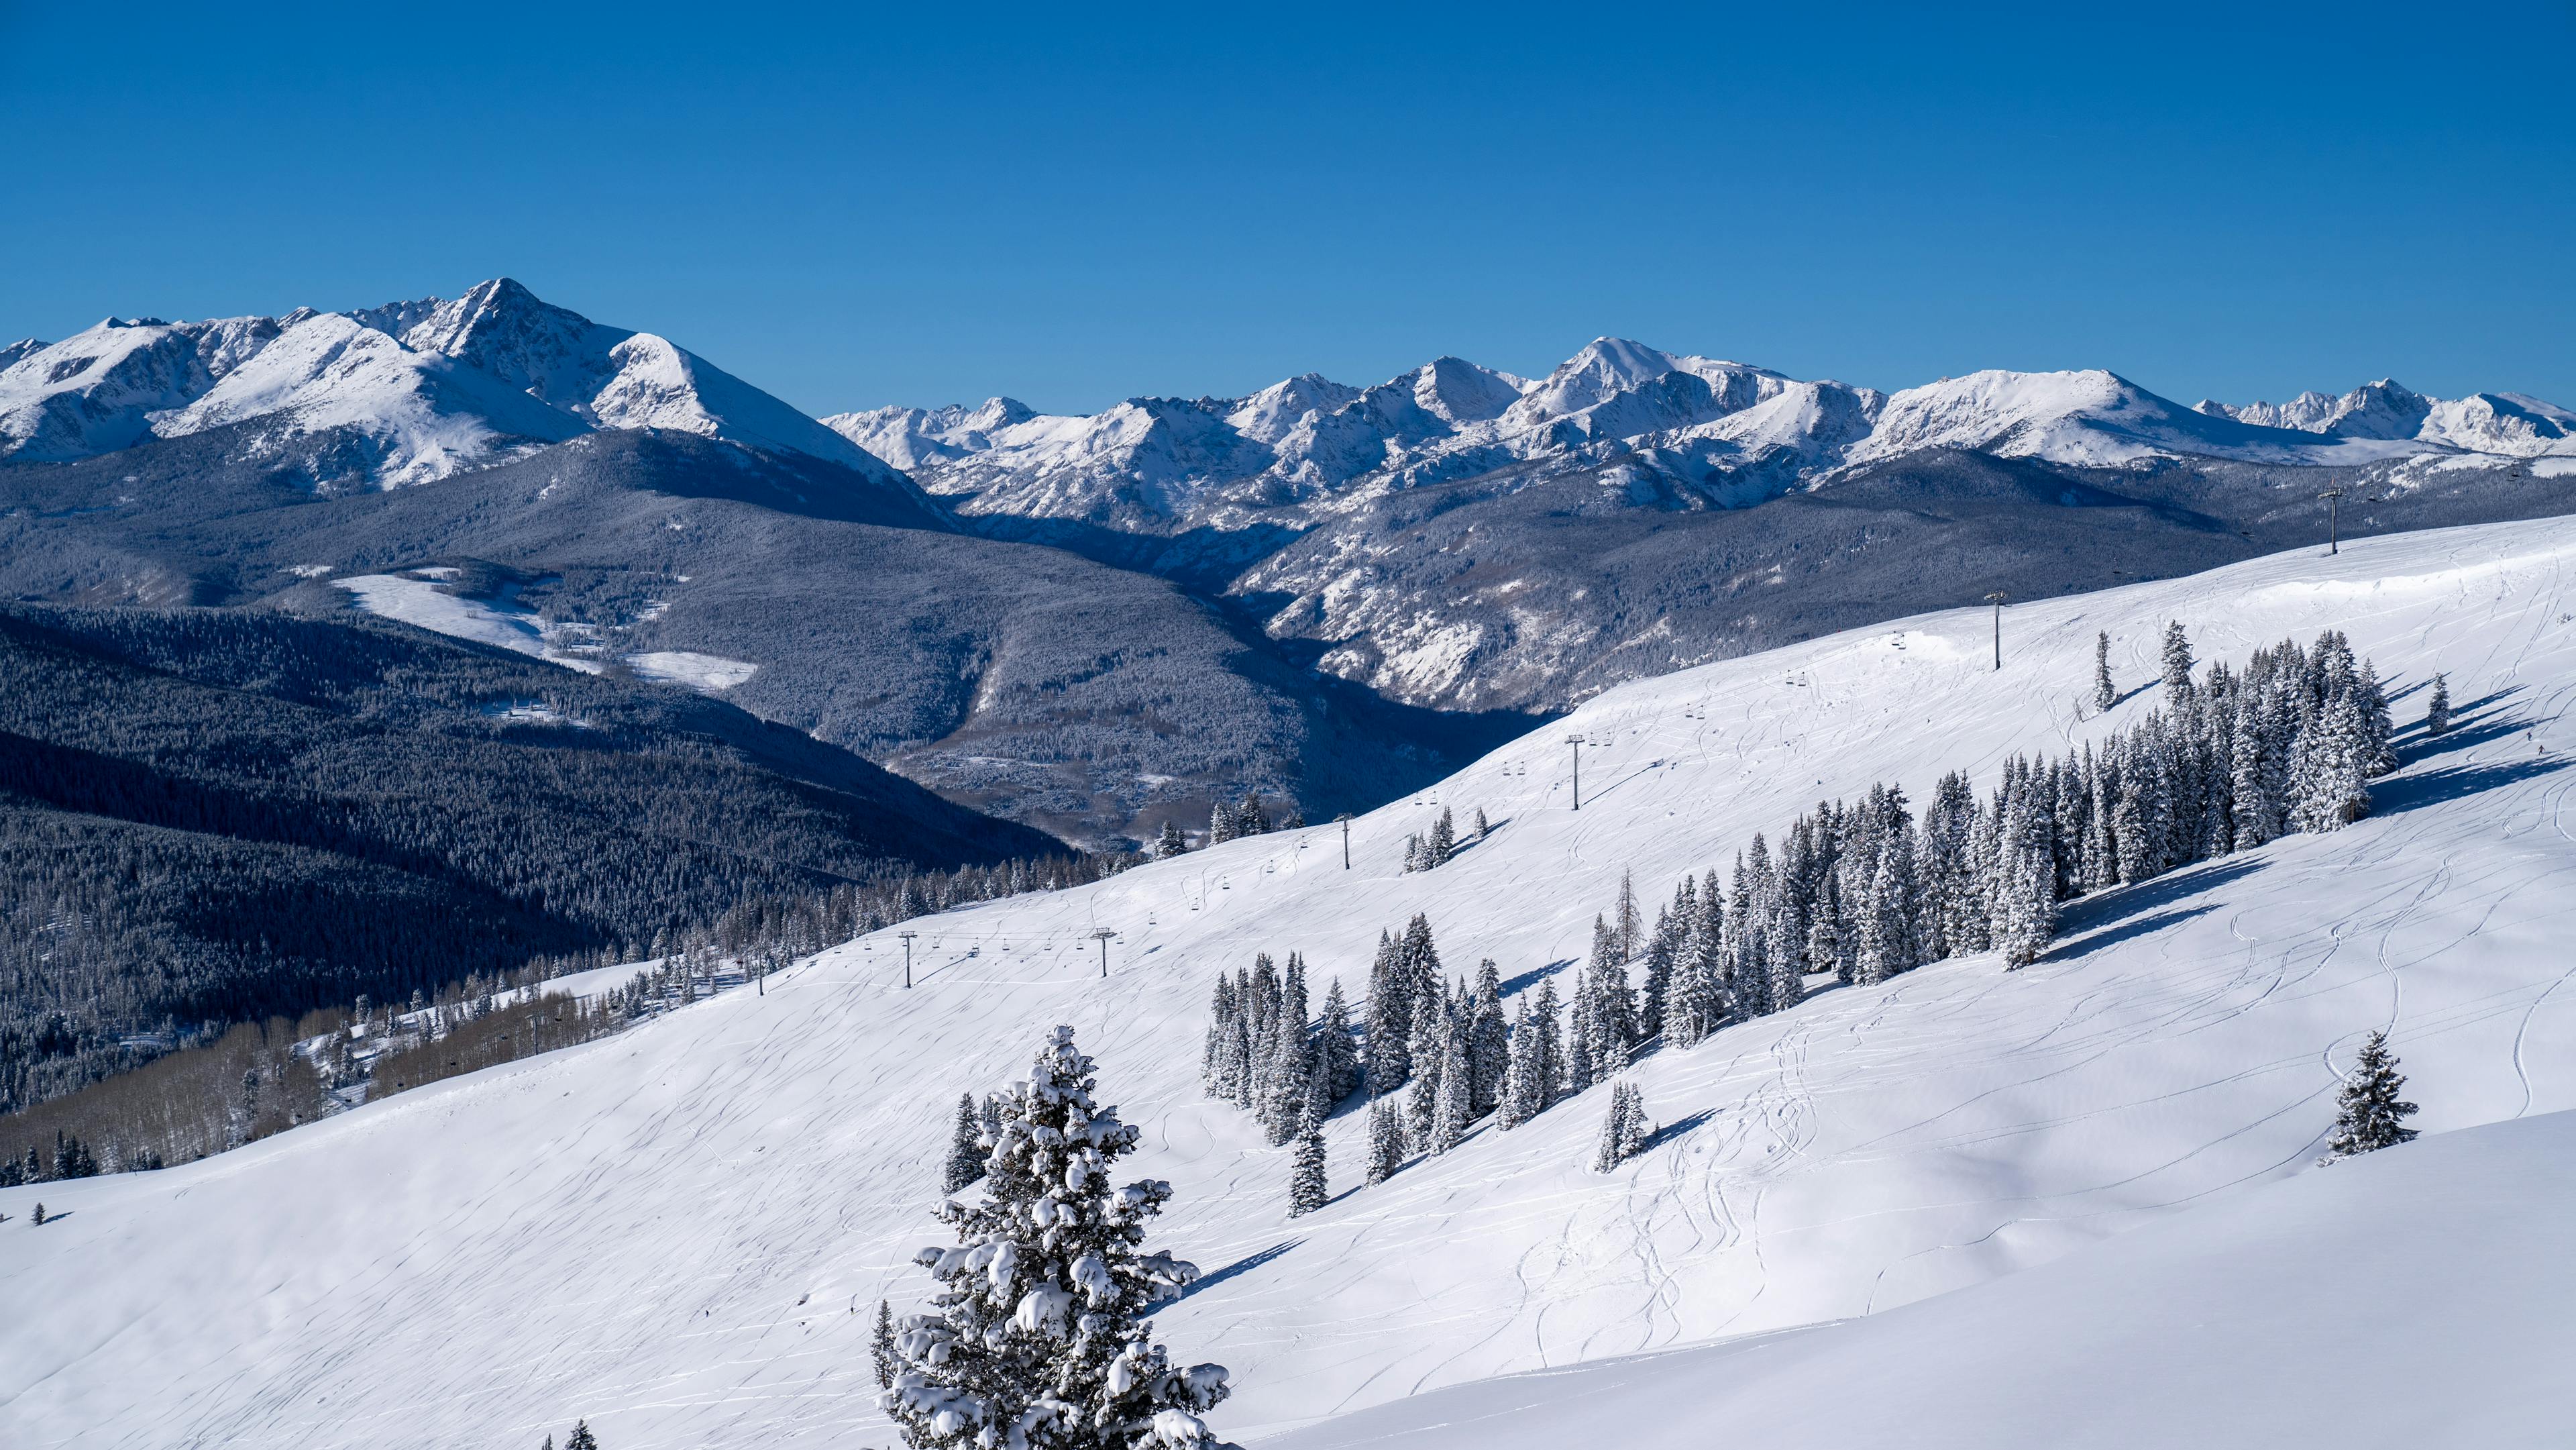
1497, 999, 1537, 1129
1472, 807, 1490, 838
2093, 629, 2116, 712
943, 1092, 987, 1194
1156, 821, 1189, 859
1209, 800, 1238, 846
2323, 1030, 2420, 1159
1313, 978, 1360, 1104
2425, 672, 2451, 737
1287, 1107, 1329, 1217
1364, 1096, 1406, 1184
879, 1026, 1230, 1450
1614, 870, 1642, 965
873, 1300, 900, 1389
1430, 1013, 1472, 1153
565, 1422, 599, 1450
1428, 807, 1456, 866
1589, 1082, 1652, 1172
2161, 621, 2195, 700
1466, 962, 1509, 1117
1363, 931, 1412, 1093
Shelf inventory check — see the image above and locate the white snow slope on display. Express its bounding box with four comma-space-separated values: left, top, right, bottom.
7, 519, 2576, 1448
1270, 1105, 2576, 1450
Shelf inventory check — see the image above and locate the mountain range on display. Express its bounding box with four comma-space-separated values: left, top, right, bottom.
9, 280, 2576, 843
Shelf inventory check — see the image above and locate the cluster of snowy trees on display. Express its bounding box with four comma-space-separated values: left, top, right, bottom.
1199, 910, 1666, 1193
1399, 805, 1488, 872
1153, 793, 1299, 858
1199, 953, 1361, 1147
1649, 626, 2400, 1007
1359, 930, 1511, 1181
883, 1026, 1232, 1450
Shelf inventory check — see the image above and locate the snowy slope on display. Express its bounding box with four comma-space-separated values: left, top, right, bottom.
1269, 1107, 2576, 1450
7, 519, 2576, 1449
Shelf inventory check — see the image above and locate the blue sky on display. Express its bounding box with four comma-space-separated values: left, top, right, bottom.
3, 2, 2571, 416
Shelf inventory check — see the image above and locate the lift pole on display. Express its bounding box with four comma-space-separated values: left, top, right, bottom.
1984, 591, 2008, 671
1566, 734, 1587, 809
898, 930, 916, 989
1091, 927, 1116, 978
2318, 488, 2347, 555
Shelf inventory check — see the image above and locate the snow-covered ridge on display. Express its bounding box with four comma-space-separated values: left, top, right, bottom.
9, 517, 2576, 1447
831, 340, 2572, 531
0, 278, 906, 488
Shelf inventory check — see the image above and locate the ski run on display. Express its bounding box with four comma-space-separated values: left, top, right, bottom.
7, 516, 2576, 1448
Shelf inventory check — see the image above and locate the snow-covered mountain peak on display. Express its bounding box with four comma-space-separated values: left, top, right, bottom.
1227, 372, 1362, 444
3, 280, 907, 484
2197, 378, 2432, 441
1499, 337, 1790, 441
0, 313, 285, 461
145, 309, 588, 485
1409, 356, 1527, 425
398, 276, 631, 415
2196, 378, 2573, 458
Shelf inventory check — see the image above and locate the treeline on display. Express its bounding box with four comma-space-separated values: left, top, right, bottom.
1192, 625, 2412, 1199
0, 601, 1061, 1114
1, 844, 1138, 1183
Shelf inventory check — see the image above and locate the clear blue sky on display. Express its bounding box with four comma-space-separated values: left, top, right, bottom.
5, 2, 2571, 417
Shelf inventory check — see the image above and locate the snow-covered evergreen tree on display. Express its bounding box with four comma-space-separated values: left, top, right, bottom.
2425, 672, 2451, 737
1313, 978, 1360, 1106
2323, 1029, 2420, 1160
1362, 931, 1412, 1092
2093, 629, 2116, 712
874, 1300, 900, 1389
1155, 821, 1189, 860
1287, 1107, 1328, 1218
1472, 806, 1489, 838
565, 1420, 599, 1450
2292, 692, 2372, 831
1208, 801, 1238, 847
1364, 1096, 1405, 1184
880, 1025, 1230, 1450
1466, 962, 1509, 1117
1428, 807, 1456, 867
1614, 869, 1642, 965
944, 1092, 987, 1194
1430, 1010, 1472, 1153
2161, 621, 2195, 700
1589, 1082, 1651, 1172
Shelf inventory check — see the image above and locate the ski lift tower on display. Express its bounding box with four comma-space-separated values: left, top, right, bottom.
1984, 591, 2008, 672
898, 930, 917, 989
1091, 927, 1116, 978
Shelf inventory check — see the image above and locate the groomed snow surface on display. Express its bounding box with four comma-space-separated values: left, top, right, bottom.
8, 519, 2576, 1448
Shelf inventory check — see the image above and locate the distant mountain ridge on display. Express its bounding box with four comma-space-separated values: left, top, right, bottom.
825, 340, 2576, 540
0, 279, 930, 507
11, 279, 2576, 839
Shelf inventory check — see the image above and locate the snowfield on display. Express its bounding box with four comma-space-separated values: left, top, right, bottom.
1270, 1106, 2576, 1450
7, 518, 2576, 1448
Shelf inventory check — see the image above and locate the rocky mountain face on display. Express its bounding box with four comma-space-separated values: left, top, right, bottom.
833, 340, 2576, 711
12, 278, 2575, 842
1, 279, 926, 501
